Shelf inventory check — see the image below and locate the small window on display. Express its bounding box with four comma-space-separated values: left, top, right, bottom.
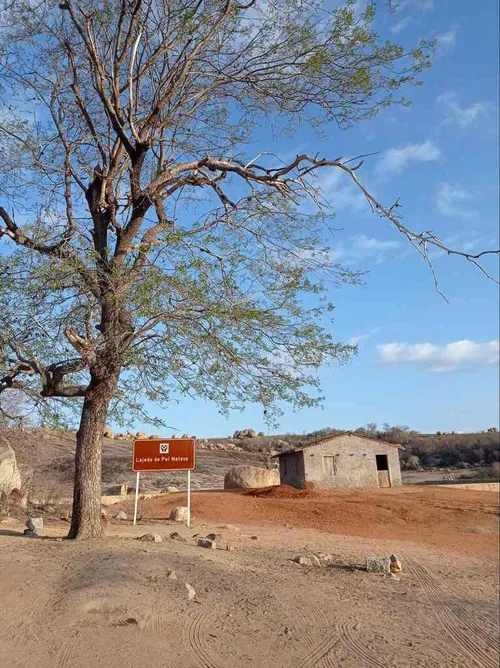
323, 456, 337, 475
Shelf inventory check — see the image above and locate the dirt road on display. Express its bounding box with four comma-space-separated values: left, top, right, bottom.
0, 485, 498, 667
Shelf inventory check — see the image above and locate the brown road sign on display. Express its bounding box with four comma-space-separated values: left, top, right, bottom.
132, 438, 196, 472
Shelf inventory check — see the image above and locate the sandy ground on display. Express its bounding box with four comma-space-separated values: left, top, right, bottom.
0, 486, 498, 668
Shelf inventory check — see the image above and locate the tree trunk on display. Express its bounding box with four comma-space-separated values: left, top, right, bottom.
67, 373, 118, 539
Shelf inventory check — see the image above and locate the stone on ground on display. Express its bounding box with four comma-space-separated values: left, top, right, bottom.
315, 552, 335, 564
103, 428, 115, 438
223, 465, 279, 490
206, 532, 222, 542
169, 506, 189, 522
115, 510, 127, 520
185, 583, 196, 600
366, 556, 391, 573
390, 554, 402, 573
197, 538, 216, 549
26, 517, 43, 533
139, 533, 162, 542
167, 570, 178, 581
168, 531, 187, 542
294, 554, 321, 568
163, 486, 180, 493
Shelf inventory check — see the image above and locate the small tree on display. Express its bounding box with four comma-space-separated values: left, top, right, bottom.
0, 1, 498, 538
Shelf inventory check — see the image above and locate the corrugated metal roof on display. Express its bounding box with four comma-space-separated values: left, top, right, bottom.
272, 431, 405, 458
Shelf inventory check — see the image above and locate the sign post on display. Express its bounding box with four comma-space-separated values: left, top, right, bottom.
133, 472, 140, 526
132, 438, 196, 526
187, 469, 191, 528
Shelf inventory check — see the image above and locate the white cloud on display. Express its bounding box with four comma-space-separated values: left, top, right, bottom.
348, 327, 380, 346
390, 16, 412, 33
378, 340, 499, 372
437, 92, 493, 128
394, 0, 433, 11
376, 141, 441, 175
329, 235, 401, 265
316, 168, 365, 212
436, 25, 459, 52
436, 182, 476, 220
351, 236, 400, 252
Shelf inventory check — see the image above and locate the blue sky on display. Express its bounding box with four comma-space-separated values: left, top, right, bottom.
133, 0, 499, 438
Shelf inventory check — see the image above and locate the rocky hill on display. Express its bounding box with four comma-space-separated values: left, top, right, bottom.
0, 427, 273, 502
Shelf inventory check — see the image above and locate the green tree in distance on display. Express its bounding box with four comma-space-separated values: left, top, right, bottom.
0, 0, 498, 538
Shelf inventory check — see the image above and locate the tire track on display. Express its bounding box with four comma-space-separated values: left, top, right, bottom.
186, 611, 223, 668
338, 621, 387, 668
404, 553, 499, 668
404, 554, 499, 651
294, 609, 341, 668
2, 580, 44, 642
55, 630, 81, 668
145, 604, 177, 636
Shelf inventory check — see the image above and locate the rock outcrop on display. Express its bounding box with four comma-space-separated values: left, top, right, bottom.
223, 465, 279, 490
0, 443, 21, 495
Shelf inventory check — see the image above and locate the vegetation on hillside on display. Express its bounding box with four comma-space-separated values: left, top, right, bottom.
226, 424, 500, 469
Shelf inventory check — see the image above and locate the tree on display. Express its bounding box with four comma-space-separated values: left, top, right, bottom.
0, 1, 498, 538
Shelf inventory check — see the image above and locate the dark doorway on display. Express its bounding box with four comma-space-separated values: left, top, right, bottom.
376, 454, 388, 471
376, 454, 390, 488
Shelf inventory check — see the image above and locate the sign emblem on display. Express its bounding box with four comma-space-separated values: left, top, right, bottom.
159, 442, 169, 454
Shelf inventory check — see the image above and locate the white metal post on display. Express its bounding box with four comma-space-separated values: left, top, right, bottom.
133, 471, 140, 525
187, 469, 191, 528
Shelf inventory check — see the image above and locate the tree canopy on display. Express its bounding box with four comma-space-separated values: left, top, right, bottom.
0, 0, 497, 537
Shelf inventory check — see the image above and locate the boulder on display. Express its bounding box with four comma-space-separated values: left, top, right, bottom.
224, 466, 279, 490
366, 556, 391, 573
26, 517, 43, 534
103, 428, 115, 439
233, 429, 257, 439
149, 434, 162, 439
0, 444, 21, 496
136, 431, 148, 440
169, 506, 189, 522
163, 486, 180, 494
115, 511, 127, 521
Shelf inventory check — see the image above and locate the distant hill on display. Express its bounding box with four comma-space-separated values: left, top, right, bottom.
1, 425, 498, 502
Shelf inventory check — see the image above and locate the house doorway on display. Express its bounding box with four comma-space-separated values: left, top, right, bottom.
376, 454, 390, 488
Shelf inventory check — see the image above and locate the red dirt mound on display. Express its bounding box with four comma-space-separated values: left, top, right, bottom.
245, 484, 315, 499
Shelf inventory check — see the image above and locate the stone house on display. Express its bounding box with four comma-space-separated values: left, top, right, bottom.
274, 431, 404, 489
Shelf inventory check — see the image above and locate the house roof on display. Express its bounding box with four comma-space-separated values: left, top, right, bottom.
272, 431, 405, 458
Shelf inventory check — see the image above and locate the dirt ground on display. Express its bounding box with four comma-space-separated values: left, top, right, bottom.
0, 485, 498, 668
